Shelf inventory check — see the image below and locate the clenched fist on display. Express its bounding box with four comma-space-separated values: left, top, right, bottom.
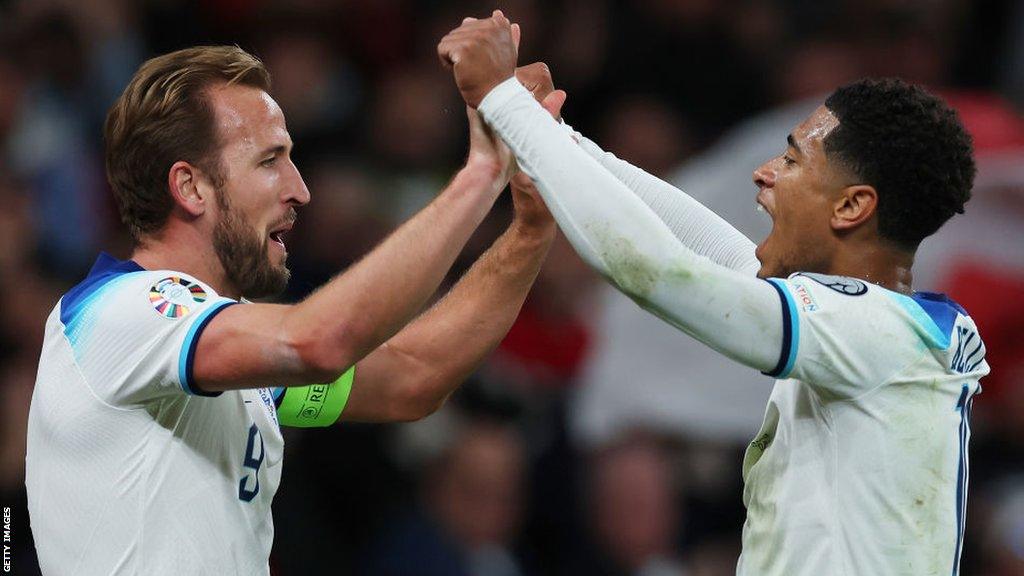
438, 10, 519, 108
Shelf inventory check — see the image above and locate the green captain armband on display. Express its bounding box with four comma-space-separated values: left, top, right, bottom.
277, 367, 355, 428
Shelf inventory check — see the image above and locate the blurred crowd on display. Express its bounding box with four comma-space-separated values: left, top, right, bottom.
1, 0, 1023, 575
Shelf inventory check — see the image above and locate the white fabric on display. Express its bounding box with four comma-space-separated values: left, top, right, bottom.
738, 274, 988, 576
560, 120, 760, 275
479, 78, 990, 575
479, 78, 784, 372
26, 259, 283, 575
570, 100, 823, 445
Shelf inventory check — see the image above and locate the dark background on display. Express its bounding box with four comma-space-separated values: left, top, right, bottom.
1, 1, 1022, 574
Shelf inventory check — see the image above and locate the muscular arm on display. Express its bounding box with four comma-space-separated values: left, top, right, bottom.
344, 103, 563, 423
478, 78, 787, 374
345, 206, 555, 422
192, 162, 508, 392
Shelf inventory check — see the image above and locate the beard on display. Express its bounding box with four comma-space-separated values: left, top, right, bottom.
212, 191, 292, 300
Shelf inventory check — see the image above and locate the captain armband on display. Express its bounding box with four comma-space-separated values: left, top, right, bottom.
276, 366, 355, 428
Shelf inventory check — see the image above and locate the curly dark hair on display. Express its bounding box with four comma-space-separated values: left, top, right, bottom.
823, 78, 976, 250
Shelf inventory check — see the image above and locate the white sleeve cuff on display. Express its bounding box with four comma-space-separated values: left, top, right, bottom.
478, 77, 531, 116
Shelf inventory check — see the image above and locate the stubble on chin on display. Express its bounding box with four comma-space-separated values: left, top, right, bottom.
212, 208, 290, 300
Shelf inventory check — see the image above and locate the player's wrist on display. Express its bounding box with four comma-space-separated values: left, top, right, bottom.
463, 152, 505, 179
509, 213, 557, 241
455, 160, 508, 196
477, 76, 527, 116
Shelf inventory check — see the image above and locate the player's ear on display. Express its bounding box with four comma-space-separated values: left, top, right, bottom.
831, 184, 877, 232
168, 161, 209, 218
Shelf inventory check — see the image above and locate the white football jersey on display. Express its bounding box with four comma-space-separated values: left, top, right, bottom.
26, 254, 284, 575
738, 272, 988, 576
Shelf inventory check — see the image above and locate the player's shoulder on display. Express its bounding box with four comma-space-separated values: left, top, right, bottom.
772, 272, 877, 318
60, 253, 227, 340
785, 271, 978, 351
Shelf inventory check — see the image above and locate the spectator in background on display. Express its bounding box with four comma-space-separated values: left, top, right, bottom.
7, 12, 107, 275
258, 20, 361, 147
598, 95, 693, 178
597, 0, 769, 146
2, 1, 1022, 574
281, 160, 394, 300
489, 233, 598, 392
368, 66, 465, 218
362, 418, 531, 576
572, 434, 688, 576
5, 4, 144, 277
0, 161, 57, 576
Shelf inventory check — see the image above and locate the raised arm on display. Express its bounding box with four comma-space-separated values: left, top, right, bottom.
191, 108, 514, 394
345, 170, 556, 422
438, 15, 787, 375
562, 122, 760, 274
341, 88, 565, 422
515, 61, 759, 274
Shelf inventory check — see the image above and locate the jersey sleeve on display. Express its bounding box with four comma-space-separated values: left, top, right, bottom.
62, 270, 237, 407
559, 120, 761, 275
766, 273, 926, 398
478, 77, 795, 375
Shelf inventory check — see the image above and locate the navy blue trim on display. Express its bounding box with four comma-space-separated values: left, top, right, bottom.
60, 253, 145, 327
272, 387, 285, 408
911, 292, 964, 345
762, 278, 798, 378
951, 384, 974, 576
179, 300, 236, 397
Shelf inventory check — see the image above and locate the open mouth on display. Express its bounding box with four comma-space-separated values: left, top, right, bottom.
269, 211, 297, 251
268, 223, 292, 250
269, 231, 286, 248
755, 189, 772, 219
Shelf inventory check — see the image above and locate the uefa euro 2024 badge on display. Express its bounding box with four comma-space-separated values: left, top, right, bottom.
149, 277, 207, 319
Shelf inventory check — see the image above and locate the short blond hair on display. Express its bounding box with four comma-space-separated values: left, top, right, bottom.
104, 46, 271, 243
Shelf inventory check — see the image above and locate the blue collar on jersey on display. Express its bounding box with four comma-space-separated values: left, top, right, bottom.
60, 252, 145, 327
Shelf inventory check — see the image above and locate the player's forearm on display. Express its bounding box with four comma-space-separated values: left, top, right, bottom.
343, 220, 555, 422
479, 79, 671, 281
400, 220, 554, 391
478, 78, 783, 372
284, 164, 507, 379
561, 122, 760, 274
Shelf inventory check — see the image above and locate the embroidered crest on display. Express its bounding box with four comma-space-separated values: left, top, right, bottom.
149, 276, 206, 318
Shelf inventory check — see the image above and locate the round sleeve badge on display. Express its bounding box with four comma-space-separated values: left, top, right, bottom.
149, 276, 207, 319
797, 272, 868, 296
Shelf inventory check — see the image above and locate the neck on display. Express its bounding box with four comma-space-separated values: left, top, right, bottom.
131, 225, 241, 299
828, 241, 915, 295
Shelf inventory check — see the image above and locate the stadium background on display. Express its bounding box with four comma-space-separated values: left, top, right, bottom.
1, 0, 1022, 574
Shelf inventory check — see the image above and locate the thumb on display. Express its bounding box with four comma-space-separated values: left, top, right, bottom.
541, 90, 567, 120
511, 23, 521, 54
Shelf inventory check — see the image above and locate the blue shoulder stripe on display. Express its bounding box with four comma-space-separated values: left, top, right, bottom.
763, 278, 799, 379
912, 292, 963, 342
60, 253, 146, 346
884, 291, 961, 350
60, 253, 145, 327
